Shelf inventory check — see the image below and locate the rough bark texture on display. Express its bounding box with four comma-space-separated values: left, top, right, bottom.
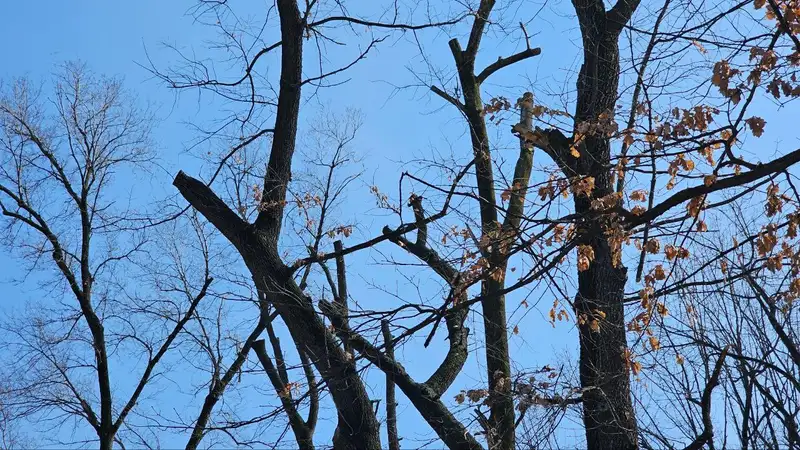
569, 0, 641, 448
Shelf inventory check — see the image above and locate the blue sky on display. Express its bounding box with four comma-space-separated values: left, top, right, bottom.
2, 0, 798, 449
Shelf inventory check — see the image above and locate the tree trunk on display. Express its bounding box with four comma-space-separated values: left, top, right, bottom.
99, 433, 114, 450
173, 171, 383, 450
449, 34, 515, 450
574, 226, 637, 450
573, 142, 638, 449
570, 5, 639, 448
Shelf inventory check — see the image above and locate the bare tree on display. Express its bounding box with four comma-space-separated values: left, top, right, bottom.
3, 0, 800, 449
0, 63, 215, 450
0, 385, 33, 450
159, 0, 800, 449
637, 200, 800, 449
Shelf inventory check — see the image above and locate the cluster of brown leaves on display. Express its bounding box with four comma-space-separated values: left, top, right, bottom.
590, 192, 622, 211
454, 389, 490, 405
501, 181, 525, 203
441, 225, 472, 245
758, 224, 780, 257
326, 225, 353, 239
577, 245, 595, 272
766, 76, 800, 99
687, 195, 706, 219
369, 185, 393, 210
664, 244, 691, 261
627, 246, 673, 350
756, 0, 800, 30
666, 154, 696, 190
623, 348, 643, 377
634, 105, 721, 149
605, 221, 630, 268
484, 96, 512, 123
294, 192, 324, 210
537, 175, 570, 201
629, 189, 647, 202
766, 183, 793, 217
628, 189, 648, 215
712, 59, 744, 103
641, 238, 661, 254
571, 176, 595, 197
545, 224, 575, 247
548, 299, 570, 327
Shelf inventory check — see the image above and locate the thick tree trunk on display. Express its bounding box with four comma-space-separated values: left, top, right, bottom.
574, 226, 637, 450
572, 88, 638, 450
573, 137, 638, 449
99, 434, 114, 450
569, 4, 639, 448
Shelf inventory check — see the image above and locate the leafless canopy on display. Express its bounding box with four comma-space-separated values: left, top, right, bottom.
2, 0, 800, 449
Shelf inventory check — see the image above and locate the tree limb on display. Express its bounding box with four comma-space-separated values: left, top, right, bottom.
627, 147, 800, 228
252, 339, 314, 449
382, 321, 401, 450
683, 346, 729, 450
606, 0, 643, 34
430, 85, 465, 112
476, 48, 541, 84
319, 300, 482, 450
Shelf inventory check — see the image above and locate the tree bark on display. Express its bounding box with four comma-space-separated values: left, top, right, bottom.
449, 33, 515, 450
568, 1, 641, 448
382, 321, 400, 450
98, 434, 114, 450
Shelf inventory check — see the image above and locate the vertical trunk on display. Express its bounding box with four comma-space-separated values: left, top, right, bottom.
570, 9, 638, 448
80, 188, 115, 450
573, 113, 638, 450
99, 434, 114, 450
382, 321, 400, 450
573, 140, 638, 449
450, 36, 515, 449
481, 283, 513, 449
574, 225, 637, 450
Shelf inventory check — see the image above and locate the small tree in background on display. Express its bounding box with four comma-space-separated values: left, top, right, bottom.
0, 63, 216, 450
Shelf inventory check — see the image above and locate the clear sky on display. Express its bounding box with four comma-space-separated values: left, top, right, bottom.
2, 0, 797, 449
